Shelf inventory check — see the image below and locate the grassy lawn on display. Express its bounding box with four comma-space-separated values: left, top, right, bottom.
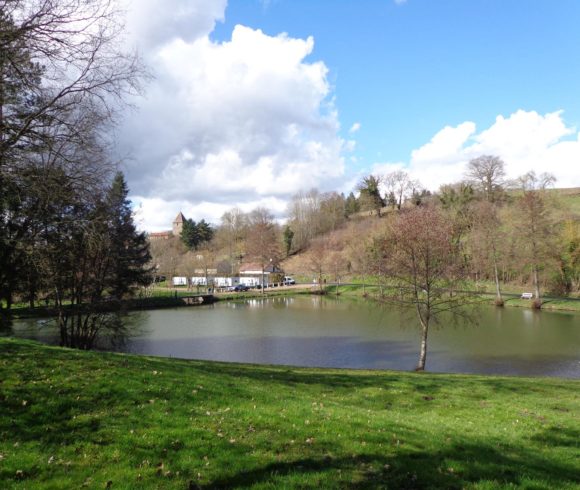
333, 281, 580, 312
0, 338, 578, 489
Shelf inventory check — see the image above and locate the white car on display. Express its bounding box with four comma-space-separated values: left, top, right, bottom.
283, 276, 296, 285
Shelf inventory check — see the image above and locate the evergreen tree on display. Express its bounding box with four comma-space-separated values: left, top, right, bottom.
106, 172, 152, 299
181, 218, 213, 250
181, 218, 199, 250
344, 192, 360, 216
283, 225, 294, 256
197, 219, 214, 244
357, 175, 384, 217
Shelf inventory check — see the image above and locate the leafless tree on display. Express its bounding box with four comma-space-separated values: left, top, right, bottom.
384, 170, 414, 210
245, 207, 281, 294
380, 205, 474, 371
469, 200, 506, 305
0, 0, 146, 161
512, 171, 557, 307
216, 207, 247, 275
465, 155, 506, 203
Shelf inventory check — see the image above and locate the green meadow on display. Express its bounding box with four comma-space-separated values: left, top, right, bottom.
0, 338, 578, 489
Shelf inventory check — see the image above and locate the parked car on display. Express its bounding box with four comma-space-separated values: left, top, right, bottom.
234, 284, 250, 292
283, 276, 296, 285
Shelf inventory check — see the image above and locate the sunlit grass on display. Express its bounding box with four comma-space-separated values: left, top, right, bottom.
1, 338, 578, 489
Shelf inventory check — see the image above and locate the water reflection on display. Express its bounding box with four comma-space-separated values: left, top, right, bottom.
8, 296, 580, 378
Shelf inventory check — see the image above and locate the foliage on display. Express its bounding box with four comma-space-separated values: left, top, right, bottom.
283, 225, 294, 257
357, 174, 384, 216
344, 191, 360, 216
180, 218, 214, 251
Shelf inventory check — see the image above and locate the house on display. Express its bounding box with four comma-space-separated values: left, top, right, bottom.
239, 262, 284, 286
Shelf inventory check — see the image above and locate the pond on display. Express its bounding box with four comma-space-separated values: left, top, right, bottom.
5, 296, 580, 378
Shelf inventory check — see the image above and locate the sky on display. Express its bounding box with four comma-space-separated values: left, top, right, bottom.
117, 0, 580, 231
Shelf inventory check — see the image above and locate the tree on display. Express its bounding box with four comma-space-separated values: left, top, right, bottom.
216, 207, 247, 274
438, 182, 475, 247
287, 189, 322, 250
465, 155, 506, 203
0, 0, 145, 162
0, 0, 146, 317
245, 208, 281, 294
357, 175, 384, 217
307, 237, 329, 293
384, 170, 413, 210
283, 225, 294, 257
181, 218, 214, 250
105, 172, 152, 300
469, 200, 506, 305
344, 191, 360, 216
380, 206, 473, 371
512, 171, 557, 307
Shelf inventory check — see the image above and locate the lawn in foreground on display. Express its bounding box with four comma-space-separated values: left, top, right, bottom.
0, 338, 578, 489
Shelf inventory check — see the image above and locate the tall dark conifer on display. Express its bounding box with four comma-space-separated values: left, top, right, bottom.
106, 171, 151, 299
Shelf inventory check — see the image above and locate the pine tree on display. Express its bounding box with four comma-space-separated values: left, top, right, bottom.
106, 172, 152, 299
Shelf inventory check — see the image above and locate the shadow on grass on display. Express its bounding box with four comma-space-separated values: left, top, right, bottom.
197, 438, 580, 489
187, 356, 577, 398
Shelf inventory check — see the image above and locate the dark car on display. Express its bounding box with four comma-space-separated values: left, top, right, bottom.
234, 284, 250, 292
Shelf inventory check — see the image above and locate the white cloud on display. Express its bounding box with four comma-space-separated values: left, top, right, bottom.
349, 122, 361, 134
120, 1, 349, 231
125, 0, 227, 47
374, 110, 580, 191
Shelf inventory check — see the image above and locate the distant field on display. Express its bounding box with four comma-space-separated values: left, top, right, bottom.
551, 187, 580, 217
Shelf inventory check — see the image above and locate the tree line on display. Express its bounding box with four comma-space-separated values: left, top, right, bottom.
0, 0, 151, 348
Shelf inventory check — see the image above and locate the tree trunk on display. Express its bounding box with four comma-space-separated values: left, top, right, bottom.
262, 268, 265, 296
416, 318, 428, 371
493, 259, 503, 306
532, 264, 542, 308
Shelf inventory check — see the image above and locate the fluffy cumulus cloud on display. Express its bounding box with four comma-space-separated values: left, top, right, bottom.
374, 110, 580, 191
119, 0, 348, 230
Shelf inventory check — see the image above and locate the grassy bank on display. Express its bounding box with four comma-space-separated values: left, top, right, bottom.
0, 339, 578, 489
331, 282, 580, 312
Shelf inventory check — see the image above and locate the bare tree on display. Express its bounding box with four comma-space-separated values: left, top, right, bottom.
465, 155, 506, 203
307, 237, 328, 293
380, 205, 474, 371
512, 171, 557, 307
245, 208, 281, 294
216, 207, 247, 274
384, 170, 413, 210
0, 0, 146, 160
469, 200, 506, 305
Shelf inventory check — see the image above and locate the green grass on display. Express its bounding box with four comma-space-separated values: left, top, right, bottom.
0, 338, 578, 489
334, 281, 580, 312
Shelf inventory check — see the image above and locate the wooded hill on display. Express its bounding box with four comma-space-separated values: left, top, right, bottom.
150, 181, 580, 301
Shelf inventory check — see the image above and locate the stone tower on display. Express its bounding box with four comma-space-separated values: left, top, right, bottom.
172, 212, 186, 236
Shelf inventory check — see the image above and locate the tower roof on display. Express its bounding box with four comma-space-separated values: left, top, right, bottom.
173, 212, 186, 223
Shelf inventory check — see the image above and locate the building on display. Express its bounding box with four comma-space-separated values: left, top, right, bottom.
149, 212, 186, 240
239, 262, 284, 287
172, 212, 186, 236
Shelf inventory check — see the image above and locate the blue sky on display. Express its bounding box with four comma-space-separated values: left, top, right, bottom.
214, 0, 580, 167
120, 0, 580, 230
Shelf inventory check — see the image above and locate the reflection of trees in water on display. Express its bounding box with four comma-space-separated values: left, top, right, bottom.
95, 312, 150, 352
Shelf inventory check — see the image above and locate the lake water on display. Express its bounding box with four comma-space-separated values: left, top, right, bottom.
5, 296, 580, 377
